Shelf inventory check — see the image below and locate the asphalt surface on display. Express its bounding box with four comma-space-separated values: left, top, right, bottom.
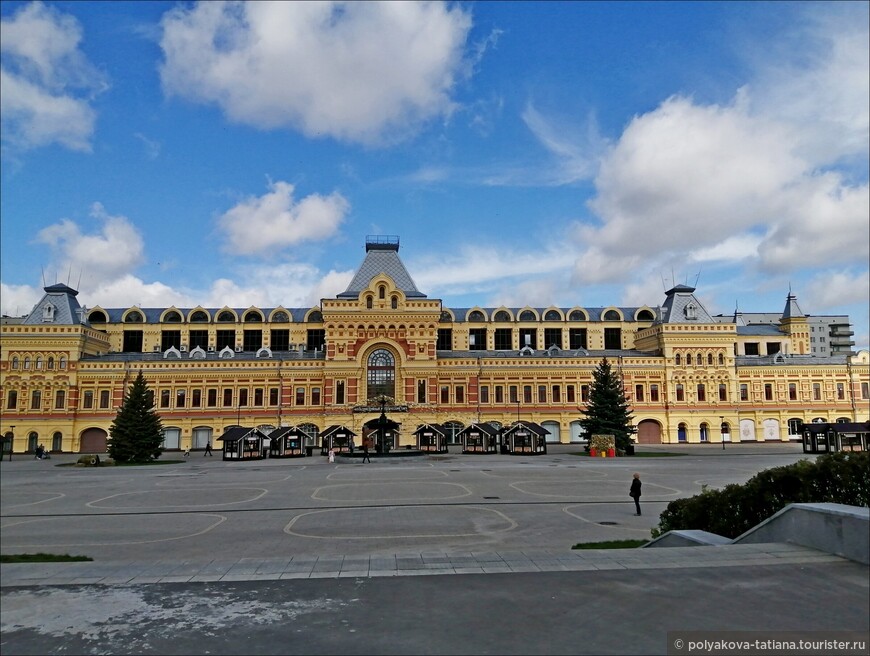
1, 444, 868, 655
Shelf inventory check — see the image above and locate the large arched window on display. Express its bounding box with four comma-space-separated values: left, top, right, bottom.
367, 349, 395, 399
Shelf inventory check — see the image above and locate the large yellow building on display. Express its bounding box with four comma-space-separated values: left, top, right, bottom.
2, 236, 868, 454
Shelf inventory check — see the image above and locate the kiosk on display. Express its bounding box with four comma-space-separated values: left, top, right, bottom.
268, 426, 307, 458
802, 422, 869, 454
413, 423, 449, 453
457, 422, 500, 454
216, 426, 269, 461
320, 425, 357, 455
502, 421, 549, 455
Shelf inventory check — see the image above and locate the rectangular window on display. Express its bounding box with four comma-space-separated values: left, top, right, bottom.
437, 329, 453, 350
207, 389, 218, 407
604, 328, 622, 350
813, 383, 821, 400
837, 383, 845, 400
538, 385, 546, 403
440, 386, 449, 404
519, 328, 536, 349
254, 388, 264, 406
295, 388, 305, 406
192, 389, 202, 407
216, 330, 235, 351
55, 389, 65, 409
552, 385, 561, 403
306, 329, 325, 351
697, 384, 706, 402
312, 388, 321, 405
566, 385, 575, 403
146, 390, 154, 406
718, 384, 727, 401
455, 386, 464, 404
83, 390, 94, 409
861, 382, 869, 399
569, 328, 588, 350
239, 389, 248, 407
189, 329, 209, 350
789, 383, 797, 400
270, 329, 290, 351
176, 390, 186, 408
495, 385, 504, 403
764, 384, 773, 401
269, 387, 280, 405
123, 330, 143, 353
469, 328, 486, 351
481, 386, 489, 403
31, 389, 41, 409
523, 385, 532, 403
543, 328, 562, 349
417, 379, 426, 403
650, 384, 659, 402
7, 390, 17, 409
494, 328, 512, 350
766, 342, 781, 355
635, 384, 644, 402
243, 330, 262, 351
676, 384, 684, 402
99, 390, 111, 409
161, 390, 171, 408
581, 385, 589, 402
740, 384, 749, 401
161, 330, 182, 351
223, 389, 233, 407
509, 386, 518, 403
745, 343, 760, 356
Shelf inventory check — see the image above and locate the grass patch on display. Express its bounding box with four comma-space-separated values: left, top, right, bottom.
1, 553, 93, 563
572, 539, 649, 550
571, 451, 687, 458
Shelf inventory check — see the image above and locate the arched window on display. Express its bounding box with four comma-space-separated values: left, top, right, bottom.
675, 353, 681, 365
36, 356, 43, 369
684, 303, 697, 319
569, 310, 587, 321
379, 285, 386, 299
519, 310, 536, 321
603, 309, 621, 321
468, 310, 485, 322
367, 349, 395, 399
686, 353, 692, 365
24, 356, 31, 369
391, 297, 398, 310
271, 311, 289, 323
125, 311, 143, 323
163, 310, 182, 322
707, 353, 713, 365
440, 311, 452, 323
89, 310, 107, 323
494, 310, 511, 322
59, 357, 67, 369
637, 309, 655, 321
43, 304, 55, 321
244, 311, 263, 322
190, 310, 209, 322
217, 310, 235, 322
544, 310, 561, 321
308, 310, 323, 322
366, 296, 373, 309
47, 357, 55, 369
52, 431, 63, 452
11, 356, 19, 369
718, 353, 725, 366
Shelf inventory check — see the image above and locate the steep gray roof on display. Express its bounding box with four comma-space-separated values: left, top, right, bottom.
337, 238, 427, 299
781, 293, 804, 320
657, 285, 715, 324
23, 284, 89, 326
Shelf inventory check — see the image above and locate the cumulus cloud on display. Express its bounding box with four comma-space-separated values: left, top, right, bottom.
218, 181, 350, 255
159, 1, 472, 145
35, 203, 146, 281
0, 1, 107, 151
802, 270, 870, 311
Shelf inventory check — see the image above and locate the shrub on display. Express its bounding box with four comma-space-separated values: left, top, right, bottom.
653, 451, 869, 539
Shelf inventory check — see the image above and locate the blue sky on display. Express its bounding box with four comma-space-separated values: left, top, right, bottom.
2, 1, 868, 350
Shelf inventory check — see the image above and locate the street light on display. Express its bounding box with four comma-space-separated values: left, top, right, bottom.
8, 425, 14, 461
720, 416, 725, 450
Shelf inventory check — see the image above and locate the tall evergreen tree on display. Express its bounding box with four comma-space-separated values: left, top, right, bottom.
579, 357, 636, 452
108, 371, 164, 463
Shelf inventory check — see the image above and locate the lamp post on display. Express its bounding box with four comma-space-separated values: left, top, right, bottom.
720, 416, 725, 450
7, 425, 14, 461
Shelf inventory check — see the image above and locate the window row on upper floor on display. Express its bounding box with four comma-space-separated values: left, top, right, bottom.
441, 308, 656, 323
9, 355, 68, 370
88, 308, 324, 324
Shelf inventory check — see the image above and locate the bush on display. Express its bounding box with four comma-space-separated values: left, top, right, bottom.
653, 451, 870, 539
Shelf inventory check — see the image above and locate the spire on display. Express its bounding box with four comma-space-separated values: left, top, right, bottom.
781, 291, 804, 320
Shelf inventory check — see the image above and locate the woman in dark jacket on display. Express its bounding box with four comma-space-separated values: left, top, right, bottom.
630, 473, 642, 515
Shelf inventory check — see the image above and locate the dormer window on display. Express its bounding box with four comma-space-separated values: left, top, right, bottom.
684, 303, 697, 320
43, 304, 55, 322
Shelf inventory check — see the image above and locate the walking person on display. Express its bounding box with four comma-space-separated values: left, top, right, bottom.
204, 441, 213, 456
328, 448, 335, 464
630, 472, 642, 516
362, 441, 371, 463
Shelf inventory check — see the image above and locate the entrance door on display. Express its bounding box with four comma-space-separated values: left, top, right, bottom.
79, 428, 108, 453
636, 420, 662, 444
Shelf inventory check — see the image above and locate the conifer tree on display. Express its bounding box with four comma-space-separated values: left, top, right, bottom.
579, 357, 636, 452
108, 371, 164, 463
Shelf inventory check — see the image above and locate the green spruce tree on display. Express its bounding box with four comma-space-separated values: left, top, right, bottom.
108, 371, 164, 463
579, 357, 636, 453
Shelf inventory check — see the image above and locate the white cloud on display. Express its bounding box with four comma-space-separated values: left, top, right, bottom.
0, 1, 106, 151
0, 282, 41, 317
802, 270, 870, 311
159, 1, 472, 145
218, 181, 350, 255
35, 203, 146, 281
